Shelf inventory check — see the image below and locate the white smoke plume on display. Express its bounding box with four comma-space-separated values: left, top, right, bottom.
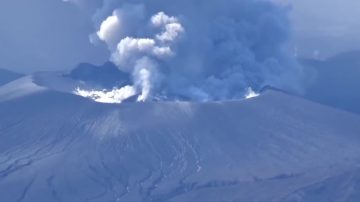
73, 0, 303, 102
74, 86, 136, 103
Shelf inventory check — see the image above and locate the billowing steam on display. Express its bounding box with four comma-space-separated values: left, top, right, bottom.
73, 0, 303, 103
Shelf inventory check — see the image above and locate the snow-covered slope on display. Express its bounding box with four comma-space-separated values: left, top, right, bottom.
0, 81, 360, 201
0, 69, 24, 86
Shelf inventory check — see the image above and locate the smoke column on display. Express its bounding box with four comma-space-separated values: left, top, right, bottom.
73, 0, 303, 102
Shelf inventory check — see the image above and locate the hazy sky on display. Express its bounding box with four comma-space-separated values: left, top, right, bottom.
0, 0, 359, 72
0, 0, 108, 72
290, 0, 360, 59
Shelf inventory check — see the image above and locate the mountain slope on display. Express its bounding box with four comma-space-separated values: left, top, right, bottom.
0, 69, 24, 86
301, 50, 360, 114
0, 84, 360, 201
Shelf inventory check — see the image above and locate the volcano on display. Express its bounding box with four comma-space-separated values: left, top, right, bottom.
0, 73, 360, 202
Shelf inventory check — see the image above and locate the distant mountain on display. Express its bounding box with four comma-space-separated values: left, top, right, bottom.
64, 62, 130, 89
0, 78, 360, 201
301, 50, 360, 114
0, 69, 24, 86
327, 50, 360, 65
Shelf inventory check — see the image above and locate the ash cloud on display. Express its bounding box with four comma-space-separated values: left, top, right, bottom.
74, 0, 304, 102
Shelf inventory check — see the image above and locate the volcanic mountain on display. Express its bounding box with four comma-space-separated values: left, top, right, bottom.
0, 72, 360, 202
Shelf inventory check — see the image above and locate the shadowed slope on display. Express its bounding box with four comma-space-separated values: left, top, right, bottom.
0, 69, 24, 86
